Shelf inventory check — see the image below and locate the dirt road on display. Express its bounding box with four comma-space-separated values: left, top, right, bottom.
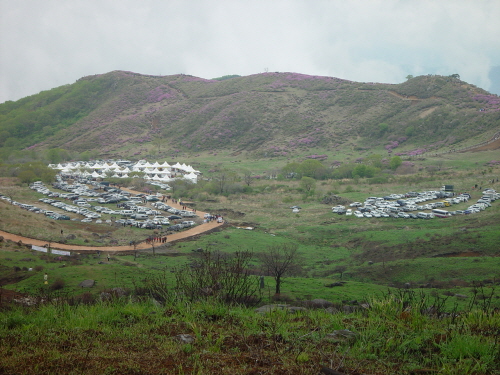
0, 193, 224, 252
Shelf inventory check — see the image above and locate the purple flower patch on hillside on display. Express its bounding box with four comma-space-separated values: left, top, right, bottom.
385, 137, 408, 153
473, 94, 500, 111
306, 154, 328, 160
147, 86, 175, 102
385, 141, 399, 151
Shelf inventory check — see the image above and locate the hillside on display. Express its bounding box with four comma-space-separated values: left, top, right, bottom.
1, 71, 499, 161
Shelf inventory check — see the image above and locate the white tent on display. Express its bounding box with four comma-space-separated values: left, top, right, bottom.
184, 172, 198, 182
150, 167, 162, 174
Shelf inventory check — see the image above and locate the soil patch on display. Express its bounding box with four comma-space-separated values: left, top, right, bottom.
0, 288, 27, 305
212, 209, 246, 219
466, 137, 500, 152
434, 251, 483, 257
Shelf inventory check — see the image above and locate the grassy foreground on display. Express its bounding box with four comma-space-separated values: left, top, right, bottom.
1, 294, 499, 375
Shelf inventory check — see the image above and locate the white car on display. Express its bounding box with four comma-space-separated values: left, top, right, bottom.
345, 209, 352, 216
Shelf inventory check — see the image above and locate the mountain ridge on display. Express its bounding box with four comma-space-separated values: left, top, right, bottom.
1, 70, 499, 161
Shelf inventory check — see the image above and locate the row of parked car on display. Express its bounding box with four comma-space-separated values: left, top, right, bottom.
333, 188, 498, 219
22, 179, 198, 231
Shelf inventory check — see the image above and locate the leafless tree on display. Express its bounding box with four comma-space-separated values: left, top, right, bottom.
334, 265, 347, 279
0, 186, 19, 205
241, 169, 254, 187
213, 169, 237, 194
258, 243, 303, 295
174, 250, 261, 306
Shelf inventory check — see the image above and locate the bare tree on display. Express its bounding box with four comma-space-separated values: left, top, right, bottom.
258, 243, 302, 295
174, 250, 261, 306
213, 169, 237, 194
333, 265, 347, 279
0, 186, 19, 205
241, 169, 254, 187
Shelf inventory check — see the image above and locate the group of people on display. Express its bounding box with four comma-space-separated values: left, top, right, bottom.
204, 214, 224, 223
146, 236, 168, 244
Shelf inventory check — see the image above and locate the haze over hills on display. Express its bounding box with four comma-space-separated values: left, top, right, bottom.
1, 71, 499, 161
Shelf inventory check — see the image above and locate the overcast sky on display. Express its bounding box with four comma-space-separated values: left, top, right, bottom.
1, 0, 500, 103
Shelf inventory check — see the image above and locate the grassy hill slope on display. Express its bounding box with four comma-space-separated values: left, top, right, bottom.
1, 71, 499, 161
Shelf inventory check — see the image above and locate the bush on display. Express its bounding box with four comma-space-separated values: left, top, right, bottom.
173, 250, 262, 306
50, 278, 65, 290
271, 293, 294, 303
34, 265, 44, 272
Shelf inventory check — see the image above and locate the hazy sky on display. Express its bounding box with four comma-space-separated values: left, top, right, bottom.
1, 0, 500, 103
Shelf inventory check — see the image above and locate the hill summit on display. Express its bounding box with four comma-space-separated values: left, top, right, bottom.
1, 71, 499, 160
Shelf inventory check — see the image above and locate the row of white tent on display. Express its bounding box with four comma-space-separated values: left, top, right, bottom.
48, 160, 200, 183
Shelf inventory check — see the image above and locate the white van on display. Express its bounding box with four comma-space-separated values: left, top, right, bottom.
417, 212, 434, 219
431, 209, 451, 217
120, 210, 134, 216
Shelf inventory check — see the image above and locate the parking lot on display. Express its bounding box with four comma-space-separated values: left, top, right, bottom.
333, 188, 498, 219
1, 175, 202, 233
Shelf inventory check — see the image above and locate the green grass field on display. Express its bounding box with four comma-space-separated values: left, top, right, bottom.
1, 152, 500, 374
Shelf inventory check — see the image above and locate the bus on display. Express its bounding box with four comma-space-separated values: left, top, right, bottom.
432, 209, 451, 218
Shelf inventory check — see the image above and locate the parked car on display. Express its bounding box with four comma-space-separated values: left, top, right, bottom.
167, 215, 182, 220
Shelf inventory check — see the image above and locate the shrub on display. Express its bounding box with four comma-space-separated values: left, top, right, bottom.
174, 250, 261, 306
271, 293, 294, 303
50, 278, 65, 290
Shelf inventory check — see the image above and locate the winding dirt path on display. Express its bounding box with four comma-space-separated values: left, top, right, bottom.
0, 192, 224, 253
